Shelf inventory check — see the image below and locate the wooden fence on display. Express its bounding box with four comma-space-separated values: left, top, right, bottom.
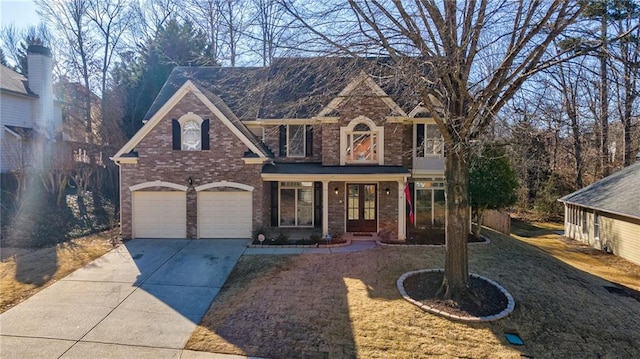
482, 210, 511, 235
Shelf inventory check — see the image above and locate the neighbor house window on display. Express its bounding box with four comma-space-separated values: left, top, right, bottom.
594, 213, 600, 238
416, 123, 443, 157
340, 117, 384, 165
172, 114, 210, 151
567, 205, 579, 226
581, 210, 588, 235
279, 181, 313, 227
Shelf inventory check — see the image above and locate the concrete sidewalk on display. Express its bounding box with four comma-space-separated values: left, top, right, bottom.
0, 239, 249, 359
244, 240, 377, 255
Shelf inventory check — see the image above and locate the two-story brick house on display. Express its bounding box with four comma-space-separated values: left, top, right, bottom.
111, 58, 445, 240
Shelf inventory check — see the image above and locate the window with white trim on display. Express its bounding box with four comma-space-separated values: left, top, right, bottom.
340, 117, 383, 165
172, 113, 209, 151
416, 123, 443, 157
594, 213, 600, 238
279, 181, 313, 227
182, 120, 201, 150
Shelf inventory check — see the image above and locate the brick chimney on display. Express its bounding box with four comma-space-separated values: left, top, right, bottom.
27, 45, 55, 138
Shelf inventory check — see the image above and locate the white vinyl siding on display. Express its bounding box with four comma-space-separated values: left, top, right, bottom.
198, 191, 252, 238
1, 94, 34, 128
132, 191, 186, 238
564, 204, 640, 266
599, 215, 640, 266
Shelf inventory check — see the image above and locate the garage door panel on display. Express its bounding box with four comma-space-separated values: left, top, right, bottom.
198, 191, 251, 238
133, 192, 186, 238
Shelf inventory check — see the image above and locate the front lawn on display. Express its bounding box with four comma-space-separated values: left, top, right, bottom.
187, 228, 640, 358
0, 232, 115, 313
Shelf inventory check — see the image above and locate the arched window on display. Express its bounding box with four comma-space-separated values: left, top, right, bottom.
171, 113, 210, 151
182, 120, 201, 150
340, 117, 384, 165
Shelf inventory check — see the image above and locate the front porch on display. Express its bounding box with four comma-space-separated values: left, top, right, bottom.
261, 163, 411, 241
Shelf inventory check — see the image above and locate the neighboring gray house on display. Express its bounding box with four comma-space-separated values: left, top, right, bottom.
1, 45, 62, 174
559, 162, 640, 266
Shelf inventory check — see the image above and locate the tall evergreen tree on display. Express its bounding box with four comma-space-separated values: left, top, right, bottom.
114, 19, 212, 138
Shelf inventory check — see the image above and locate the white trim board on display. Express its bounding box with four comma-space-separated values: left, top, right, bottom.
112, 80, 267, 161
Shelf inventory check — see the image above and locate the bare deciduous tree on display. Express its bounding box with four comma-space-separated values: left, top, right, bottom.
283, 0, 585, 299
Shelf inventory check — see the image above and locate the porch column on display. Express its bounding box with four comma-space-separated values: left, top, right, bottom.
322, 180, 329, 236
398, 180, 406, 240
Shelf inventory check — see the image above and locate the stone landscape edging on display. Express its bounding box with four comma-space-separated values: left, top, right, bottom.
397, 268, 515, 322
377, 235, 491, 247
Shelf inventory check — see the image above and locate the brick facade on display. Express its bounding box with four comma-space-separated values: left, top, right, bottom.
116, 72, 442, 240
119, 92, 264, 239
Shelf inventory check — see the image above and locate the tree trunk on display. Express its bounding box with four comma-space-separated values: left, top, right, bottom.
473, 208, 484, 239
599, 10, 609, 176
440, 147, 470, 299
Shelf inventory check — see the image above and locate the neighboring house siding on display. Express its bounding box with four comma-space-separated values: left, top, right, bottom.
119, 92, 265, 239
564, 205, 640, 266
600, 213, 640, 266
1, 94, 34, 127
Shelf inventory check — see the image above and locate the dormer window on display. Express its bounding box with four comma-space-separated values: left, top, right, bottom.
172, 113, 210, 151
182, 120, 201, 150
340, 116, 384, 165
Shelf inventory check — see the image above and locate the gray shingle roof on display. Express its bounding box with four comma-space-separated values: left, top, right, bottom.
0, 65, 35, 97
144, 57, 423, 121
262, 162, 410, 175
559, 162, 640, 219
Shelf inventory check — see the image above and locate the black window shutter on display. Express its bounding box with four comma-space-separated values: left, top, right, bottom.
305, 125, 313, 156
270, 182, 279, 226
314, 182, 322, 227
172, 119, 181, 150
416, 123, 425, 157
201, 119, 210, 150
279, 125, 286, 156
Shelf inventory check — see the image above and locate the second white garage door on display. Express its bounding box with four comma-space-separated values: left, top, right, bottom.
133, 191, 186, 238
198, 191, 252, 238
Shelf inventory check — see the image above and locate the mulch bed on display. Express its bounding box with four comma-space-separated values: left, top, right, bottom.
402, 271, 509, 318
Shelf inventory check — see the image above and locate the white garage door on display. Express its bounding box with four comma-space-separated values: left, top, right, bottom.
133, 191, 186, 238
198, 191, 252, 238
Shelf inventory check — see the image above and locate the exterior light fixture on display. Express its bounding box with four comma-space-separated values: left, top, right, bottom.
385, 188, 390, 195
334, 187, 339, 195
188, 177, 193, 186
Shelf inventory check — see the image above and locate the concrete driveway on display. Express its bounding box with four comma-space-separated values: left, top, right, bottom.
0, 239, 247, 359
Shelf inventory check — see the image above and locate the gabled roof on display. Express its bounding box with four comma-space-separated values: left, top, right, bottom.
144, 66, 267, 121
0, 65, 36, 98
143, 57, 422, 121
113, 80, 271, 160
559, 162, 640, 220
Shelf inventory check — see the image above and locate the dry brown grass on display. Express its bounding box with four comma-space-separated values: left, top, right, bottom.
0, 232, 114, 313
512, 221, 640, 292
187, 228, 640, 359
